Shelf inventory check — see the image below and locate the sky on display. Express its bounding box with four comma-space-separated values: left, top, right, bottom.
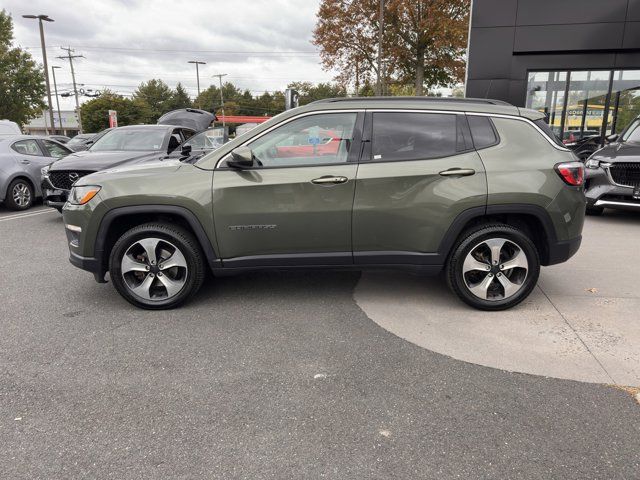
4, 0, 334, 110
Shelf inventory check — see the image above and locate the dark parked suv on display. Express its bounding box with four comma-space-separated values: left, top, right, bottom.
584, 116, 640, 215
62, 98, 585, 310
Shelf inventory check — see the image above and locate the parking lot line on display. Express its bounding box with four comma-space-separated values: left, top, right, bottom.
0, 209, 57, 222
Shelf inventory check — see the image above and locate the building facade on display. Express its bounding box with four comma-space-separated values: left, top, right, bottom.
24, 110, 80, 136
466, 0, 640, 142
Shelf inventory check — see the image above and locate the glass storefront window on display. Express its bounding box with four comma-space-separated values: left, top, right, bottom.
608, 70, 640, 135
525, 69, 640, 146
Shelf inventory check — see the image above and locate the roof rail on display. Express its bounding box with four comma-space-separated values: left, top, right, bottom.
309, 96, 513, 107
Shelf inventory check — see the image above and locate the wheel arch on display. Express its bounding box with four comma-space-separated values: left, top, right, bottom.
438, 205, 558, 266
5, 174, 38, 199
95, 205, 220, 276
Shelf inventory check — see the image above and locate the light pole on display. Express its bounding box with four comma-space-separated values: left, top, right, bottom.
23, 14, 56, 134
212, 73, 227, 129
188, 60, 206, 106
51, 66, 63, 133
376, 0, 384, 96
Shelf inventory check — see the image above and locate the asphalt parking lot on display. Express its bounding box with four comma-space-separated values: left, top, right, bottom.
1, 204, 639, 479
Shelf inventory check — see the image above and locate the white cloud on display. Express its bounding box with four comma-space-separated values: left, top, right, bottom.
6, 0, 334, 110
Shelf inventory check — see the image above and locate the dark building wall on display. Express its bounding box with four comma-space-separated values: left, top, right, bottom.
466, 0, 640, 106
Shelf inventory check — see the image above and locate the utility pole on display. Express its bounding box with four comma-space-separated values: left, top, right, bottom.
22, 14, 55, 134
51, 66, 63, 133
376, 0, 384, 96
188, 60, 206, 107
212, 73, 228, 130
58, 47, 85, 133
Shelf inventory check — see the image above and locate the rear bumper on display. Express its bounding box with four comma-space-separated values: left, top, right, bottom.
546, 235, 582, 266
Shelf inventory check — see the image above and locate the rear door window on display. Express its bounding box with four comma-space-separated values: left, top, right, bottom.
371, 112, 459, 162
467, 116, 498, 149
11, 139, 44, 156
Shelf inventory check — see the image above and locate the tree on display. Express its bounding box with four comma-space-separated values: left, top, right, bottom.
166, 82, 192, 111
386, 0, 469, 95
313, 0, 470, 96
80, 91, 149, 132
0, 10, 46, 127
313, 0, 391, 95
287, 81, 347, 105
133, 79, 173, 122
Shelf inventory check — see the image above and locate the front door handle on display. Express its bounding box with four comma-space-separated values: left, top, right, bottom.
439, 168, 475, 177
311, 175, 349, 185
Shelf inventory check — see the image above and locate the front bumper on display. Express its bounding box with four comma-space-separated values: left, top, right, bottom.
41, 177, 69, 209
585, 166, 640, 210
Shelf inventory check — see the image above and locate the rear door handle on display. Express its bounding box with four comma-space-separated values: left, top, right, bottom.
20, 159, 30, 165
439, 168, 475, 177
311, 176, 348, 185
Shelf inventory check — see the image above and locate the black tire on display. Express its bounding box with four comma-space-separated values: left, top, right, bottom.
5, 178, 34, 210
109, 222, 206, 309
446, 224, 540, 311
586, 205, 604, 216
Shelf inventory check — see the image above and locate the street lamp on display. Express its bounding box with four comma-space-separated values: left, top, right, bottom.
188, 60, 206, 106
212, 73, 228, 129
51, 66, 63, 133
23, 14, 56, 134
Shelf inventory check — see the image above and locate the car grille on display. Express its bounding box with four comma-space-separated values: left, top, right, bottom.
48, 170, 93, 190
608, 163, 640, 188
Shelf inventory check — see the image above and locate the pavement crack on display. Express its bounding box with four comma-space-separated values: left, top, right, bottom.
537, 285, 618, 385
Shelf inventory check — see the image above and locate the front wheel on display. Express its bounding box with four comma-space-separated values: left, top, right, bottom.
109, 223, 206, 309
446, 224, 540, 311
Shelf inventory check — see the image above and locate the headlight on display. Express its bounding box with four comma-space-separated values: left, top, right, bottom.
41, 165, 50, 177
585, 159, 600, 169
68, 185, 101, 205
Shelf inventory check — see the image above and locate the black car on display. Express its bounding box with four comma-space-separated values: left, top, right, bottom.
41, 109, 215, 211
66, 130, 113, 152
47, 135, 71, 144
585, 116, 640, 215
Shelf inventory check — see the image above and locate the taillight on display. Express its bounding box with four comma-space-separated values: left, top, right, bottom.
555, 162, 584, 186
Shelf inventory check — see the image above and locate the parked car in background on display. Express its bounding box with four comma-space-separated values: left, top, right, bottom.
585, 116, 640, 215
42, 109, 215, 211
168, 128, 226, 163
61, 97, 585, 311
0, 120, 22, 137
66, 132, 99, 151
47, 135, 71, 144
0, 135, 72, 210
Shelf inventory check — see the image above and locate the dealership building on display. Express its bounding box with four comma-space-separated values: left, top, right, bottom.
466, 0, 640, 142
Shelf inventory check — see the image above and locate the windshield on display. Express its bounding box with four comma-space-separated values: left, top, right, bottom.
68, 135, 92, 145
622, 119, 640, 143
90, 129, 166, 152
184, 131, 224, 150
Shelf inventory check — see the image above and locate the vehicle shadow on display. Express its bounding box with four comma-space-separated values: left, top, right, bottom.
591, 208, 640, 224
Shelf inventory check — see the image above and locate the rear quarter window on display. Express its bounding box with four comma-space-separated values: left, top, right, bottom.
467, 116, 499, 150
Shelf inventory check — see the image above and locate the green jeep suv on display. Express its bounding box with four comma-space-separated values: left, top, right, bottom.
62, 98, 585, 311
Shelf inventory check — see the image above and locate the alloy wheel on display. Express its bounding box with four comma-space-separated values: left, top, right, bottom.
12, 182, 31, 207
121, 237, 188, 301
462, 238, 529, 301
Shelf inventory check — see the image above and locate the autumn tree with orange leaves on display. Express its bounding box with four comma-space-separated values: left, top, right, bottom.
313, 0, 469, 96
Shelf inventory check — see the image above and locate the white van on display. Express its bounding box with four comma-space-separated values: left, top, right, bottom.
0, 120, 21, 137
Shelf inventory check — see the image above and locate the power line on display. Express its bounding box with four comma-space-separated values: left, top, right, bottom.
24, 45, 318, 55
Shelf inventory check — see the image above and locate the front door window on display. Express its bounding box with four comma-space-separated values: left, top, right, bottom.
248, 113, 357, 167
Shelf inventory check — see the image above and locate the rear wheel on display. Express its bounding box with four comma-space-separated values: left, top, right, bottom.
446, 224, 540, 311
109, 223, 206, 309
5, 179, 34, 210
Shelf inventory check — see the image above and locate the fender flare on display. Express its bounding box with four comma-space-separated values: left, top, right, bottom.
94, 205, 220, 271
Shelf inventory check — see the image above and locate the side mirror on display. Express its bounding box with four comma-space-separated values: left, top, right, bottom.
181, 144, 192, 156
606, 133, 619, 143
227, 146, 254, 169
